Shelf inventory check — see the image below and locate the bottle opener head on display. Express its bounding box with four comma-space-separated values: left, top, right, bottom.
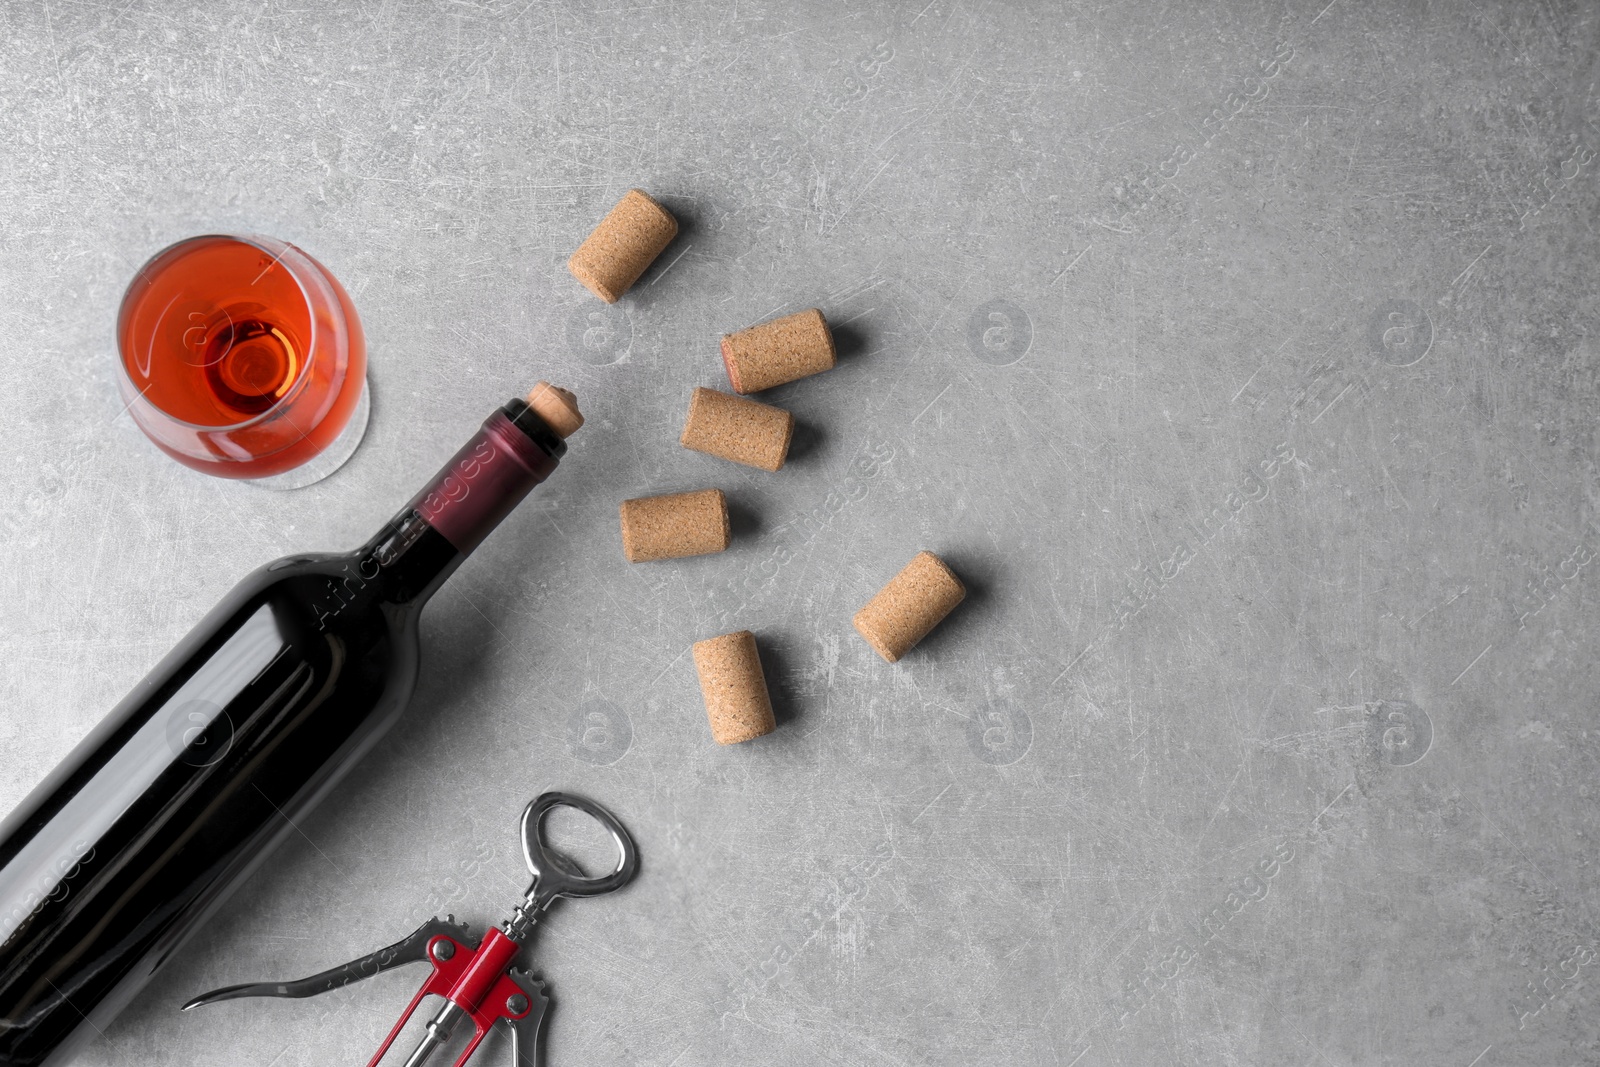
519, 791, 639, 913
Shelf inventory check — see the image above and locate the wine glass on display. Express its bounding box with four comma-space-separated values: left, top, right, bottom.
117, 234, 369, 488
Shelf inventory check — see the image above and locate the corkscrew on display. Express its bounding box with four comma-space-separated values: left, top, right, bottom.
183, 792, 637, 1067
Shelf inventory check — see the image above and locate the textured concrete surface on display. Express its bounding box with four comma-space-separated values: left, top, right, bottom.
2, 1, 1599, 1064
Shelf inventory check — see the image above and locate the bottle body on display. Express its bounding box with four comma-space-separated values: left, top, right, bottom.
0, 399, 564, 1065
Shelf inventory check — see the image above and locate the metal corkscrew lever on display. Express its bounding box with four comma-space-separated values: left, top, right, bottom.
183, 792, 638, 1067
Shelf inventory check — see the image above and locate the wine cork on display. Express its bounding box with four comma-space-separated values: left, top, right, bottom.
852, 551, 967, 663
568, 189, 679, 303
525, 382, 583, 438
692, 630, 776, 744
720, 308, 836, 394
679, 387, 794, 472
619, 488, 730, 562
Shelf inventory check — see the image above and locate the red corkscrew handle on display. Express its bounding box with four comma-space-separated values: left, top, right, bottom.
366, 929, 542, 1067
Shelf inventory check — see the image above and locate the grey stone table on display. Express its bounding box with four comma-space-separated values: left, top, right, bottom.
2, 1, 1597, 1064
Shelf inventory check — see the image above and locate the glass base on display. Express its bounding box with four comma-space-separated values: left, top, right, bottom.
246, 380, 371, 491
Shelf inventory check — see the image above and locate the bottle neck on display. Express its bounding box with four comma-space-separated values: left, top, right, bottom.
357, 399, 565, 607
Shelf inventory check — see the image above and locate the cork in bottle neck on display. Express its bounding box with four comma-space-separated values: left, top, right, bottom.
526, 381, 583, 439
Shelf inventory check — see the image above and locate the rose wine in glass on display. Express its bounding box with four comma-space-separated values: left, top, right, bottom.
117, 234, 369, 487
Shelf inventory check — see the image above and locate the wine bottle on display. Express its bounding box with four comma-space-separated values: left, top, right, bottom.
0, 383, 584, 1066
